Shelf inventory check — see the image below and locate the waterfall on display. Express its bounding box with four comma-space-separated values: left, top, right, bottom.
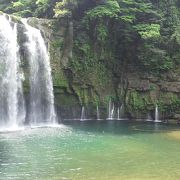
0, 15, 25, 128
81, 106, 85, 121
155, 105, 159, 121
146, 113, 153, 122
117, 107, 120, 120
107, 100, 114, 120
22, 19, 56, 125
111, 104, 115, 119
108, 100, 111, 119
96, 105, 100, 120
154, 104, 161, 123
117, 104, 124, 120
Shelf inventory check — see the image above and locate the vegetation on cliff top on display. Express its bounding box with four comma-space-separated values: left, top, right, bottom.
0, 0, 179, 73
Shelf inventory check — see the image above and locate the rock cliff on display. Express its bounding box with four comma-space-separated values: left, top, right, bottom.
23, 17, 179, 121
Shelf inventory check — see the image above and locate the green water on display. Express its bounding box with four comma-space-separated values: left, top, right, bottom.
0, 121, 180, 180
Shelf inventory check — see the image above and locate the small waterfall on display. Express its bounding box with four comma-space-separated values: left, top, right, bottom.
96, 105, 100, 120
117, 104, 124, 120
0, 15, 25, 128
117, 107, 120, 120
155, 105, 159, 121
154, 104, 161, 123
107, 100, 114, 120
111, 104, 115, 119
146, 113, 153, 122
81, 106, 85, 121
22, 19, 56, 125
108, 100, 111, 119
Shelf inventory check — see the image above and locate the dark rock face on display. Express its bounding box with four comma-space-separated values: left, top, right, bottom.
128, 78, 150, 91
61, 21, 73, 68
160, 82, 180, 93
14, 16, 179, 121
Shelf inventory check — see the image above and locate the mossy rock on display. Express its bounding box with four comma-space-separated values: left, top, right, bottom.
126, 90, 153, 113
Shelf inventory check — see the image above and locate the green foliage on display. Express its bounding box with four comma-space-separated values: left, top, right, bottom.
86, 0, 120, 20
51, 39, 64, 49
36, 0, 48, 4
157, 93, 180, 114
138, 44, 174, 73
0, 0, 55, 17
12, 1, 24, 11
0, 0, 176, 75
34, 0, 50, 17
96, 24, 108, 42
127, 91, 150, 112
54, 0, 78, 18
134, 24, 160, 39
12, 10, 33, 17
171, 26, 180, 44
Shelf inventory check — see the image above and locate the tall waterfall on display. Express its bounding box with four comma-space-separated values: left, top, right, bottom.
0, 15, 25, 128
22, 19, 56, 125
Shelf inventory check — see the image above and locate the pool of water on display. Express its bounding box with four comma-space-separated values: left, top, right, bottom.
0, 121, 180, 180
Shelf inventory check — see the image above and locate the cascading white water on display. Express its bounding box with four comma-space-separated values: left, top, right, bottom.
80, 106, 85, 121
117, 104, 124, 120
154, 104, 161, 123
111, 103, 115, 119
146, 113, 153, 122
22, 19, 56, 125
96, 105, 100, 120
0, 15, 25, 128
107, 100, 115, 120
108, 100, 111, 119
155, 105, 159, 121
117, 107, 120, 120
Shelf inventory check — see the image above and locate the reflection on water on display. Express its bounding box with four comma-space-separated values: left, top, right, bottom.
0, 121, 179, 180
